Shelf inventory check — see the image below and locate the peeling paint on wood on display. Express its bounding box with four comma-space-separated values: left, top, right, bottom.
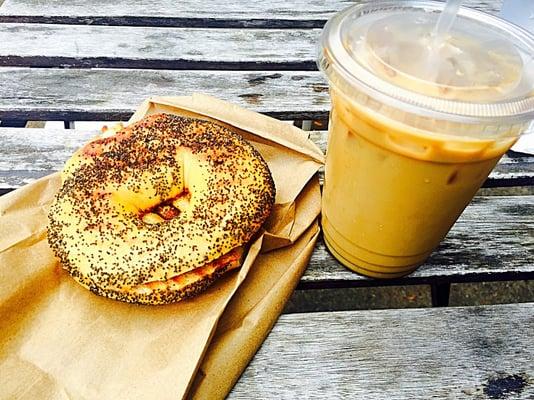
229, 303, 534, 399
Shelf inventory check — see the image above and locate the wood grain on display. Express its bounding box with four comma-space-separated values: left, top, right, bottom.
0, 23, 320, 69
0, 0, 503, 28
0, 68, 329, 121
229, 302, 534, 399
0, 0, 502, 68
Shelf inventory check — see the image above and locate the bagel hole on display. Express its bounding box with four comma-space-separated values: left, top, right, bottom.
141, 190, 190, 224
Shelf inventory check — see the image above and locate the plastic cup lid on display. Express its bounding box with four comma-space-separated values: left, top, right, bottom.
318, 0, 534, 124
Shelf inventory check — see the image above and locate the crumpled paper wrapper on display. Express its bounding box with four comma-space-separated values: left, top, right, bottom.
0, 94, 324, 400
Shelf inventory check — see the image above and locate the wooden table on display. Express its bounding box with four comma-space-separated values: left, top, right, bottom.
1, 0, 533, 398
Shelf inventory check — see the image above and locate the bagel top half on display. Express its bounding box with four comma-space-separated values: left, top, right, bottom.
47, 113, 275, 304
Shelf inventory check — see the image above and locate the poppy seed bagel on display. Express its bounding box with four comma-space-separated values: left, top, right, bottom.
47, 113, 275, 304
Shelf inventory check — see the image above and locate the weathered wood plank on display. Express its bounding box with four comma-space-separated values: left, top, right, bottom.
0, 0, 503, 28
0, 128, 97, 188
310, 130, 533, 284
230, 303, 534, 399
0, 24, 319, 69
0, 68, 330, 121
1, 128, 532, 190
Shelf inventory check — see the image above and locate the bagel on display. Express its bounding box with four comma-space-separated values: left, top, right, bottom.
47, 113, 275, 305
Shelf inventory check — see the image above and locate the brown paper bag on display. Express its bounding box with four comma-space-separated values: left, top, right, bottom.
0, 94, 324, 400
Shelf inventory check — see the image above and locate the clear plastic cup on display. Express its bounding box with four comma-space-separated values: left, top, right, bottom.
318, 0, 534, 278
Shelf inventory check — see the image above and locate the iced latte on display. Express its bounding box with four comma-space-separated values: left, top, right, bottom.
318, 1, 534, 277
